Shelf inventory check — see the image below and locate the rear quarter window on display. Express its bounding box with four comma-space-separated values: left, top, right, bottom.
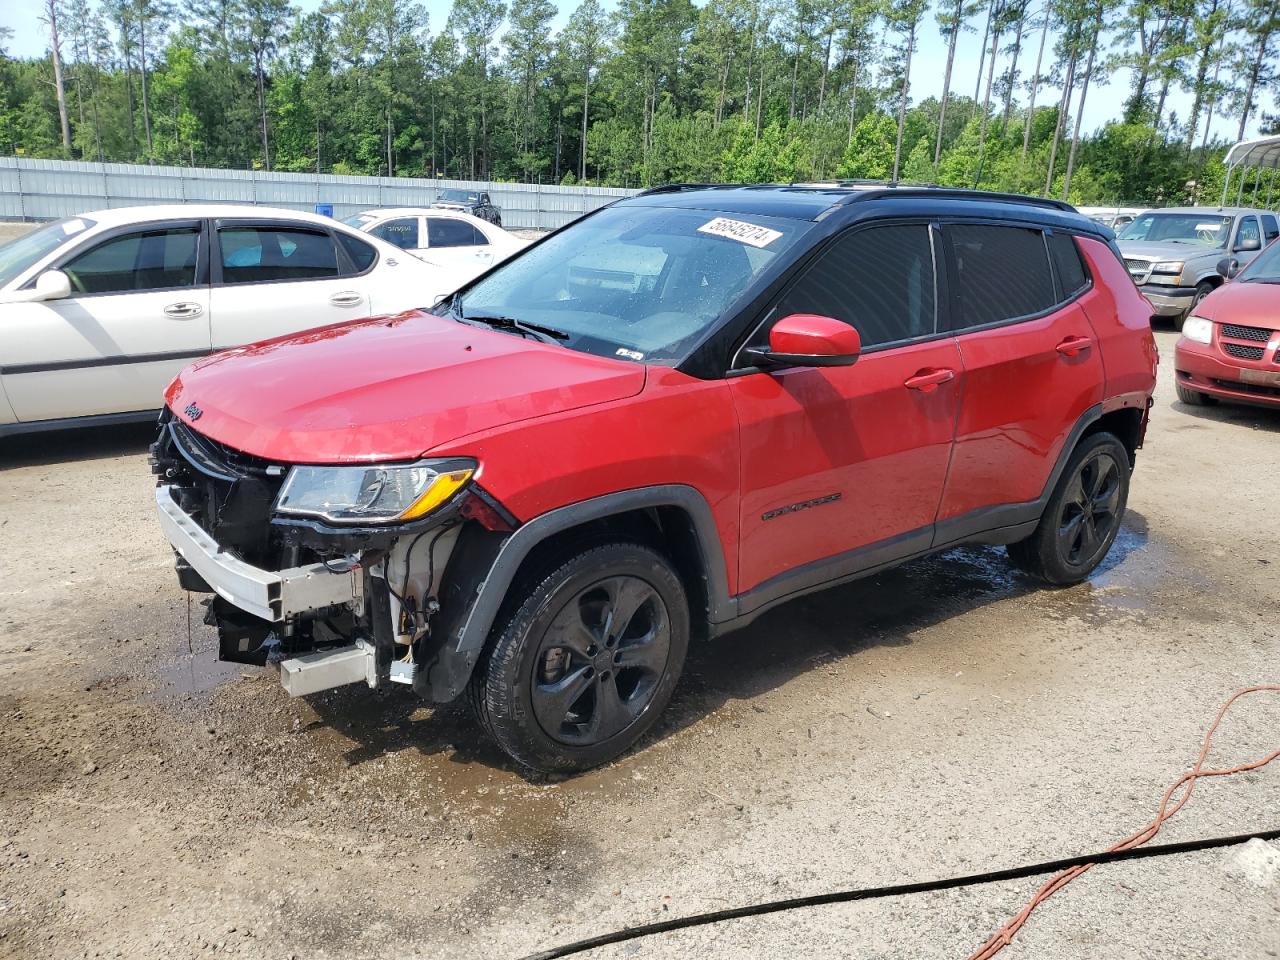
1048, 232, 1089, 298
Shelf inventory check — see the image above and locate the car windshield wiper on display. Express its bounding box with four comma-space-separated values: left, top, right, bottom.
452, 299, 570, 345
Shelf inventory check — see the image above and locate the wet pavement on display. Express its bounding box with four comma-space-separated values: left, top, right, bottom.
1, 328, 1279, 960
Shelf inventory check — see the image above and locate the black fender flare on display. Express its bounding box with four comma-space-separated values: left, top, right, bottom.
456, 484, 735, 655
413, 484, 735, 703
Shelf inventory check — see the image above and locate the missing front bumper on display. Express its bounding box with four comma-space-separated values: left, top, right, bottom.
155, 484, 362, 622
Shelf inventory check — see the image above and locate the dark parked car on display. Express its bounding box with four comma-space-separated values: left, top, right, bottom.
154, 184, 1157, 774
433, 188, 502, 226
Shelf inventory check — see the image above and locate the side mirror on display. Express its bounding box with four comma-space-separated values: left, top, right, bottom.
745, 313, 862, 369
1216, 257, 1240, 280
8, 269, 72, 304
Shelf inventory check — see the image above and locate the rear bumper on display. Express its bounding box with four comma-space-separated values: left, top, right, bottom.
1140, 284, 1196, 317
154, 484, 362, 622
1174, 339, 1280, 408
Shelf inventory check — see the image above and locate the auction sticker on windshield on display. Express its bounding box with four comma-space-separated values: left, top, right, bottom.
698, 217, 783, 248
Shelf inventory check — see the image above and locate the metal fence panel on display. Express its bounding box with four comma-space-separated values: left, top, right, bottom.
0, 157, 638, 230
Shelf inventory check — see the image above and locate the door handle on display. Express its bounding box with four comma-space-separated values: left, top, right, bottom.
1056, 336, 1093, 357
904, 368, 956, 392
163, 302, 203, 319
329, 291, 363, 307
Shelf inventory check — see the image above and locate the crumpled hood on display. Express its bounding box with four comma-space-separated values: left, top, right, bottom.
1118, 240, 1221, 263
1196, 280, 1280, 331
165, 310, 646, 463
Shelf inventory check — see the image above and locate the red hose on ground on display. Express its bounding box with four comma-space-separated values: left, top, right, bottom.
968, 684, 1280, 960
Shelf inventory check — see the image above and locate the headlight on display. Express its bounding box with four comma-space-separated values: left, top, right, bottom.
1152, 261, 1184, 273
1181, 316, 1213, 345
274, 458, 475, 524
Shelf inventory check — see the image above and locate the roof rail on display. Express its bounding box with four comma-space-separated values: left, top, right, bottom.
838, 186, 1076, 212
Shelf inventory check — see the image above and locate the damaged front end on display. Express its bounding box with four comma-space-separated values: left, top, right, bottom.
150, 411, 516, 702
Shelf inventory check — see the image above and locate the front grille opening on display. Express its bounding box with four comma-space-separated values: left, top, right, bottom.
1220, 323, 1272, 343
1222, 342, 1266, 361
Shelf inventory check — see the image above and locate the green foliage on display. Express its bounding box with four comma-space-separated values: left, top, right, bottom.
1, 0, 1275, 206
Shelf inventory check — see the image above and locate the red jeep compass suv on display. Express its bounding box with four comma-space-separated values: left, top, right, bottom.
153, 185, 1158, 773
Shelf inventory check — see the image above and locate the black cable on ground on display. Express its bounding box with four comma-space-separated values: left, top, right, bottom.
518, 827, 1280, 960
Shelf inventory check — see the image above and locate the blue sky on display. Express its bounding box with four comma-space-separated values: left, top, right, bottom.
4, 0, 1267, 146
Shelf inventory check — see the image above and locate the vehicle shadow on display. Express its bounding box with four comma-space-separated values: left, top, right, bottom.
1169, 398, 1280, 431
313, 511, 1151, 780
0, 419, 157, 470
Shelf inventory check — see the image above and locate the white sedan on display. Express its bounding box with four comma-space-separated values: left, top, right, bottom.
343, 208, 530, 284
0, 204, 451, 436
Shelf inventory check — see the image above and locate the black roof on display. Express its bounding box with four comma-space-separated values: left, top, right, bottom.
618, 183, 1102, 235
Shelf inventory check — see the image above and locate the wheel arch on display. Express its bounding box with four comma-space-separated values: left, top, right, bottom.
444, 485, 733, 669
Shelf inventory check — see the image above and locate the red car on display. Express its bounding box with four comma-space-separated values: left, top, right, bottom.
153, 185, 1158, 773
1174, 241, 1280, 409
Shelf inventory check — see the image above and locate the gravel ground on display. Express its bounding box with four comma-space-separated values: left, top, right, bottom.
1, 328, 1278, 960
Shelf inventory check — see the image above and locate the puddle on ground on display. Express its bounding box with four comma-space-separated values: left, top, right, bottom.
153, 647, 247, 696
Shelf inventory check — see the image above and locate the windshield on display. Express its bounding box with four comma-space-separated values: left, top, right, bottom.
0, 217, 95, 288
342, 213, 377, 228
440, 190, 480, 203
447, 205, 810, 364
1238, 239, 1280, 283
1117, 213, 1233, 248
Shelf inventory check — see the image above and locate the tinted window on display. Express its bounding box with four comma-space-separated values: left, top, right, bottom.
369, 218, 419, 250
1263, 215, 1279, 244
770, 224, 936, 348
1048, 232, 1088, 297
62, 227, 199, 294
948, 224, 1055, 329
219, 226, 339, 284
1236, 216, 1262, 250
428, 218, 485, 248
337, 232, 377, 272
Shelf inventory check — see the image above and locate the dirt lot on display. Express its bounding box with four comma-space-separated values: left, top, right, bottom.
1, 327, 1278, 960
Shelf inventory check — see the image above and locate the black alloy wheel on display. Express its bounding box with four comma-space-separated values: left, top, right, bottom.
469, 542, 689, 774
1007, 431, 1131, 585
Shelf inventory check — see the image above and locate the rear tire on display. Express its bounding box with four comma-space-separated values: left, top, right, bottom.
469, 542, 689, 774
1007, 432, 1130, 586
1175, 382, 1215, 406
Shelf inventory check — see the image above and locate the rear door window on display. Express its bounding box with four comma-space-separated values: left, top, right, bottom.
1262, 214, 1279, 244
428, 218, 485, 248
369, 218, 420, 250
218, 226, 340, 284
767, 223, 937, 348
61, 226, 200, 294
337, 232, 378, 272
946, 224, 1056, 329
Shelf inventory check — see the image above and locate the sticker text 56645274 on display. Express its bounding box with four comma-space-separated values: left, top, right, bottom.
697, 217, 784, 249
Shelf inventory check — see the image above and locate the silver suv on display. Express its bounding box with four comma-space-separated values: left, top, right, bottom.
1116, 206, 1279, 328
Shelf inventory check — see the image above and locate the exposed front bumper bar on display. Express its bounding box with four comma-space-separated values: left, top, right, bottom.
1140, 284, 1196, 317
155, 484, 361, 622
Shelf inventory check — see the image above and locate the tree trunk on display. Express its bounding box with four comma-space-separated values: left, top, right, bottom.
1236, 27, 1271, 141
1044, 49, 1076, 195
139, 14, 153, 160
974, 20, 1002, 183
817, 22, 834, 112
580, 73, 589, 180
972, 0, 994, 118
1063, 9, 1101, 199
893, 20, 916, 183
1000, 5, 1026, 133
255, 54, 271, 170
47, 0, 72, 153
1022, 5, 1049, 159
934, 0, 963, 166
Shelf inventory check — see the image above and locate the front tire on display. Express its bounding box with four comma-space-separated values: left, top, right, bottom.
1175, 382, 1216, 406
469, 542, 689, 774
1007, 432, 1130, 586
1176, 281, 1215, 331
